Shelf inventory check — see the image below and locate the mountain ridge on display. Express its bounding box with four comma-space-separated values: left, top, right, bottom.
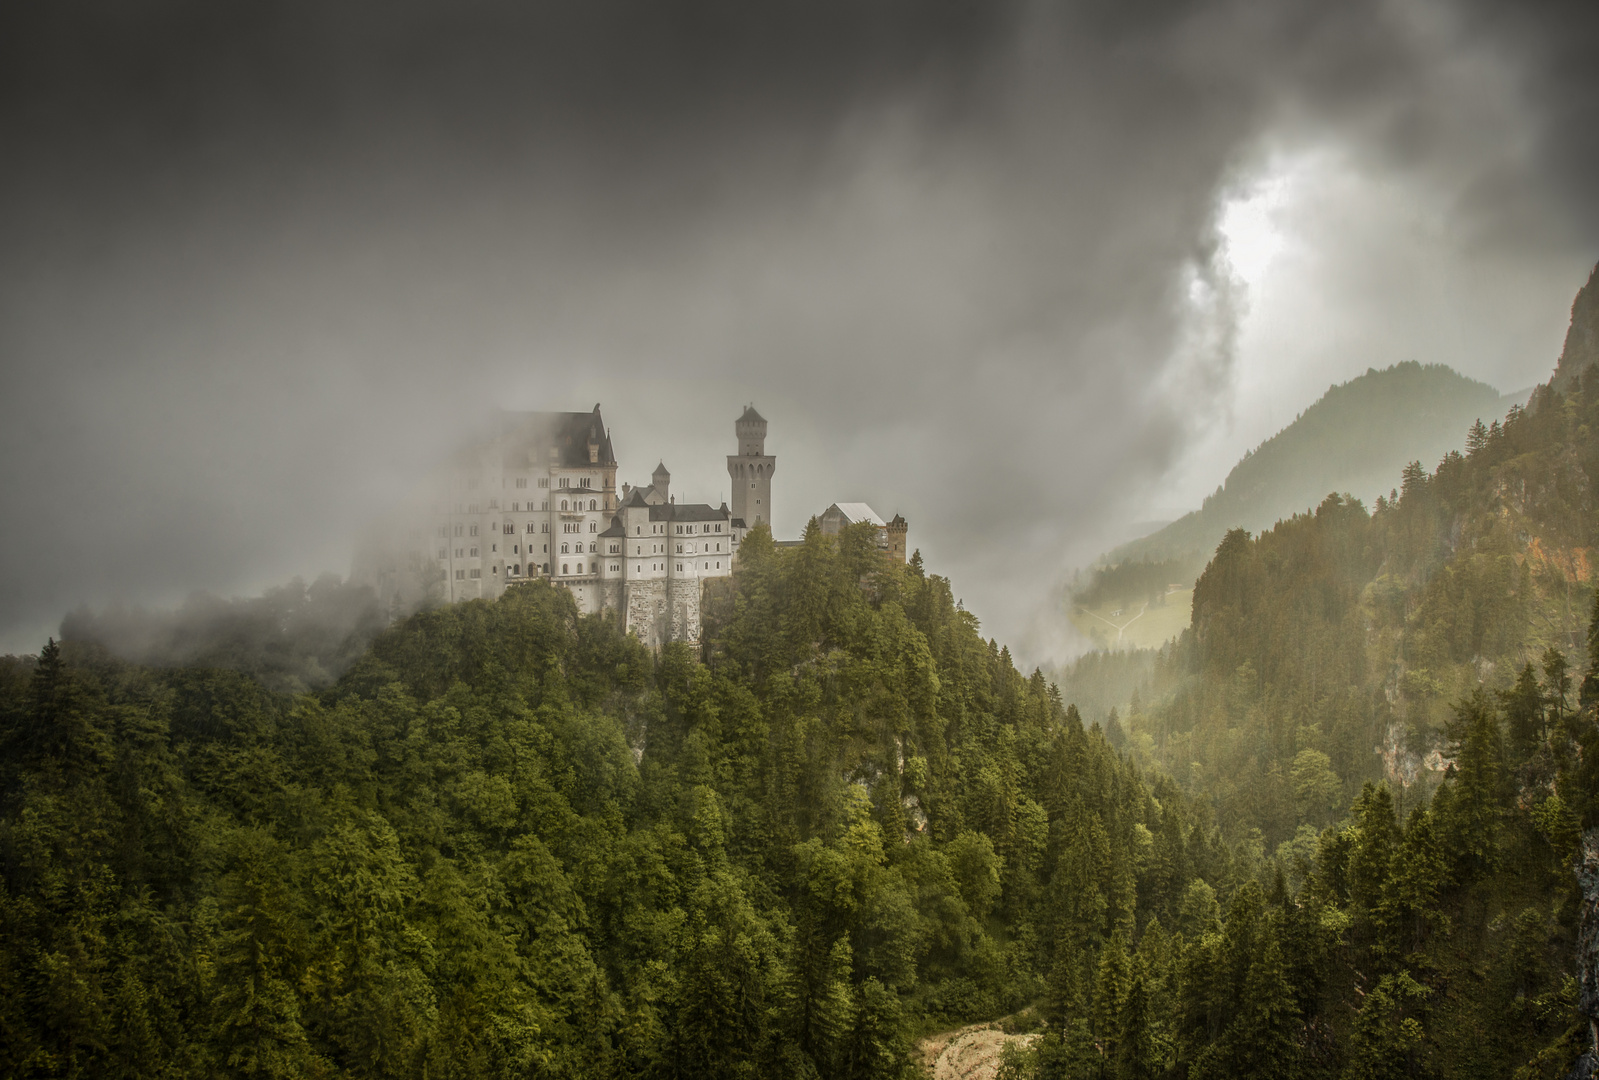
1107, 361, 1503, 571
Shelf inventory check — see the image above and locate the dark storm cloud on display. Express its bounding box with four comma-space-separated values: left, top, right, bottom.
1, 0, 1596, 659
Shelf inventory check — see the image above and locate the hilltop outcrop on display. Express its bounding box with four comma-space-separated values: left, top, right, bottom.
1555, 262, 1599, 391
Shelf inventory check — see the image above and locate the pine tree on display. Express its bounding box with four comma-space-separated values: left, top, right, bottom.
19, 637, 99, 768
1501, 662, 1545, 766
1582, 589, 1599, 708
211, 829, 320, 1079
1094, 929, 1132, 1060
1436, 690, 1506, 884
1232, 926, 1300, 1078
1116, 960, 1157, 1080
1465, 418, 1489, 455
1343, 972, 1429, 1080
1541, 647, 1572, 734
1378, 806, 1447, 959
1348, 784, 1399, 923
1399, 461, 1429, 503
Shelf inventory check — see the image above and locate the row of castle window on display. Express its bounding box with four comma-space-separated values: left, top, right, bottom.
470, 477, 580, 492
674, 523, 723, 534
494, 558, 725, 577
443, 512, 613, 541
470, 478, 610, 493
444, 551, 730, 582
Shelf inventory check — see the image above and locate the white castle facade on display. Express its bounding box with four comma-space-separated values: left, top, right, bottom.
359, 404, 777, 649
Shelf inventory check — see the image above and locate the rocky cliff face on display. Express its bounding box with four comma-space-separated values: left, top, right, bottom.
1555, 262, 1599, 391
1580, 827, 1599, 1061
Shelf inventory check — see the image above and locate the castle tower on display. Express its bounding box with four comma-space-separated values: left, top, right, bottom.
652, 461, 670, 504
885, 514, 908, 563
727, 405, 775, 528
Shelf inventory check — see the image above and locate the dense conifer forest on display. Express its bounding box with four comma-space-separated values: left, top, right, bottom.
4, 367, 1598, 1078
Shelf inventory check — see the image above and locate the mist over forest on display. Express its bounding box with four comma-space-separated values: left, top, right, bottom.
4, 2, 1599, 1078
4, 0, 1599, 660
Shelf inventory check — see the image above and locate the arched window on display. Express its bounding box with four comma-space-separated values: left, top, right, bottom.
561, 543, 569, 553
560, 499, 568, 510
562, 563, 568, 574
589, 499, 596, 510
576, 562, 584, 574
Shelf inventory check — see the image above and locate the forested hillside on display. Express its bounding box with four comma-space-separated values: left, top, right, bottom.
0, 522, 1213, 1079
1030, 365, 1598, 1078
3, 368, 1598, 1078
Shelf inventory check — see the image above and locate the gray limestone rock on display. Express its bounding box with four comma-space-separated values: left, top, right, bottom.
1579, 827, 1599, 1061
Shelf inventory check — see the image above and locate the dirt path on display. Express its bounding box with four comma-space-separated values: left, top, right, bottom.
917, 1021, 1038, 1080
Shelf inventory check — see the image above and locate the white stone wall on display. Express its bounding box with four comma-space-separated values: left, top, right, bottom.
376, 410, 762, 653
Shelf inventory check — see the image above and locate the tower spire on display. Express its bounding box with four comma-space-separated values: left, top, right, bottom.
728, 406, 775, 527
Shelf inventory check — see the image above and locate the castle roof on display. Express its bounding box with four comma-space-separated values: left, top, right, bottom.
622, 488, 651, 508
649, 502, 729, 523
599, 521, 625, 537
484, 406, 617, 469
825, 502, 886, 528
738, 405, 766, 424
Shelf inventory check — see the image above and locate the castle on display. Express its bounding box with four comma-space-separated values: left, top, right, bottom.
357, 403, 904, 649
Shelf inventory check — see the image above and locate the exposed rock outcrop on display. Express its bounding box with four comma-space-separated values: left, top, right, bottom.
1554, 262, 1599, 391
918, 1021, 1039, 1080
1579, 827, 1599, 1062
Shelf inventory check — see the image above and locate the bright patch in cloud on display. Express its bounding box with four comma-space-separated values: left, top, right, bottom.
1218, 174, 1291, 287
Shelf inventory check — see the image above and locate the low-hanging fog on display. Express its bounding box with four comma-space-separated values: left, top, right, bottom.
2, 0, 1597, 663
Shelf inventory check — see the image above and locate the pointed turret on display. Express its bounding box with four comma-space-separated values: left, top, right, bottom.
652, 461, 670, 504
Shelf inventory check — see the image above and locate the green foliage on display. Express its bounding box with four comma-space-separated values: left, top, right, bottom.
5, 367, 1597, 1079
0, 528, 1176, 1078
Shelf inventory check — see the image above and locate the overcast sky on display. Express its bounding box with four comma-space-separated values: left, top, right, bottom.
2, 0, 1597, 662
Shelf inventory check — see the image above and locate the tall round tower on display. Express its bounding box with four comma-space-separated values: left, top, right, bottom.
727, 405, 775, 527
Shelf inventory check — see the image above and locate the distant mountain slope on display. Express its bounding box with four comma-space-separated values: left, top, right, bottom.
1107, 361, 1502, 568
